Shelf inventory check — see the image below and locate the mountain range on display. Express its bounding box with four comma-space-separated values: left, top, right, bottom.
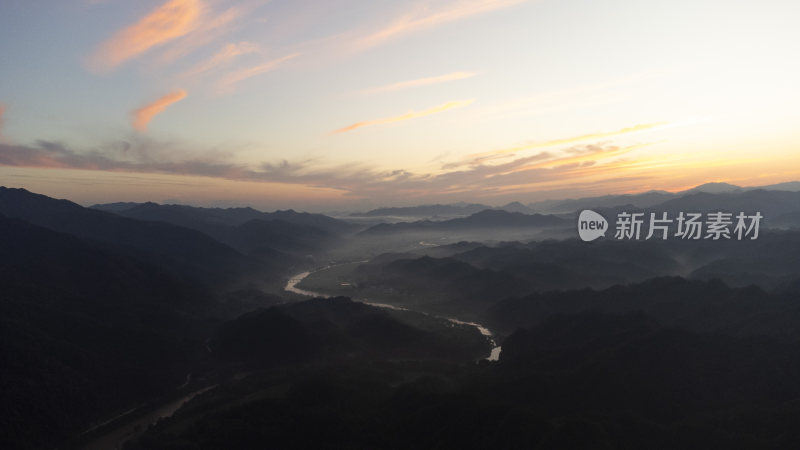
92, 201, 355, 234
341, 181, 800, 219
348, 201, 536, 218
6, 182, 800, 449
359, 209, 566, 236
0, 187, 256, 287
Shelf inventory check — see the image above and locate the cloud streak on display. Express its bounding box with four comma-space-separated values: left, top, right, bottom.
180, 41, 260, 77
451, 122, 670, 167
356, 0, 528, 51
131, 90, 188, 131
333, 99, 474, 134
217, 53, 299, 93
87, 0, 204, 73
156, 2, 257, 65
364, 71, 477, 94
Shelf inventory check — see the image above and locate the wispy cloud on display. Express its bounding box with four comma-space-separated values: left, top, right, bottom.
216, 53, 300, 94
87, 0, 204, 73
156, 2, 258, 65
131, 90, 188, 132
356, 0, 528, 51
180, 41, 260, 78
333, 99, 474, 134
450, 122, 670, 167
0, 138, 656, 203
364, 71, 477, 94
519, 122, 669, 150
503, 143, 644, 175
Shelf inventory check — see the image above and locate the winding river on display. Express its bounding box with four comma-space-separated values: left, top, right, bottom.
285, 269, 502, 361
81, 267, 500, 449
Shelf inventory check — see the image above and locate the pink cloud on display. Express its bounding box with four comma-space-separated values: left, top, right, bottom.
87, 0, 204, 73
131, 90, 188, 132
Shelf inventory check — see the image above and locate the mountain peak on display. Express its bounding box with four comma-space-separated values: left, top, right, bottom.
685, 182, 742, 194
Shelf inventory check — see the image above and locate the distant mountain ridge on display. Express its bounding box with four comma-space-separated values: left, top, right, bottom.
90, 201, 353, 256
528, 181, 800, 214
587, 189, 800, 230
92, 201, 355, 234
344, 181, 800, 218
359, 209, 566, 236
350, 203, 492, 218
350, 201, 536, 218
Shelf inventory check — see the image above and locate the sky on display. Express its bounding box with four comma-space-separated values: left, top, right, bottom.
1, 0, 799, 211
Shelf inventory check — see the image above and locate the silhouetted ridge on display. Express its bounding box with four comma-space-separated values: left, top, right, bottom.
91, 199, 348, 256
481, 276, 800, 340
0, 187, 252, 286
212, 297, 491, 364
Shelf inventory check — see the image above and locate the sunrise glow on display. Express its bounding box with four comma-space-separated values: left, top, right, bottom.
1, 0, 799, 209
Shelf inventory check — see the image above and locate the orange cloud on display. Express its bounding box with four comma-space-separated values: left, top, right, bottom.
217, 53, 299, 93
156, 3, 251, 65
358, 0, 528, 51
88, 0, 204, 73
131, 90, 188, 132
333, 99, 474, 134
364, 72, 477, 94
181, 41, 259, 77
